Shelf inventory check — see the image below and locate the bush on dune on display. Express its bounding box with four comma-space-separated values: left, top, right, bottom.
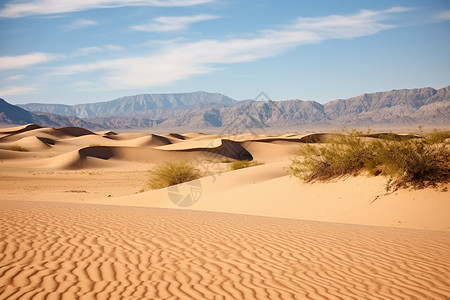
229, 160, 262, 170
7, 145, 29, 152
148, 160, 201, 189
289, 130, 449, 190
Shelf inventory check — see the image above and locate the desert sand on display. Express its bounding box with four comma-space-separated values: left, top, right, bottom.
0, 124, 449, 299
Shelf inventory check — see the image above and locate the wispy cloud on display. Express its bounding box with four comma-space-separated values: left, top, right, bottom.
105, 44, 125, 51
4, 75, 25, 81
0, 53, 57, 70
55, 7, 409, 89
77, 47, 104, 56
66, 19, 98, 30
0, 85, 36, 96
74, 45, 124, 56
131, 14, 219, 32
435, 10, 450, 21
0, 0, 215, 18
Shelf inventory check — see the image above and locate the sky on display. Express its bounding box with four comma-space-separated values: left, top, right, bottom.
0, 0, 449, 105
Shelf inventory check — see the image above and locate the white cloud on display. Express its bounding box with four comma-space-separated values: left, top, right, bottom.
0, 0, 214, 18
0, 53, 57, 70
77, 47, 104, 56
131, 14, 219, 32
74, 45, 124, 56
66, 19, 98, 30
105, 44, 125, 51
4, 75, 25, 81
0, 85, 36, 96
435, 10, 450, 21
56, 7, 409, 89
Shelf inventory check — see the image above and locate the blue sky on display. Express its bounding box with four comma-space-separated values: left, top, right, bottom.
0, 0, 449, 105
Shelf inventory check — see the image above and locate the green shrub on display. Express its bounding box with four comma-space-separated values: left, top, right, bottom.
289, 132, 449, 190
376, 139, 449, 189
229, 160, 262, 170
7, 145, 29, 152
289, 135, 380, 181
148, 160, 201, 189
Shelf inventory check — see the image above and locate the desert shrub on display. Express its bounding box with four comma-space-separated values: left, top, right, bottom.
289, 132, 449, 190
229, 160, 262, 170
7, 145, 29, 152
424, 130, 450, 144
376, 139, 449, 189
148, 160, 201, 189
367, 133, 418, 141
289, 135, 381, 181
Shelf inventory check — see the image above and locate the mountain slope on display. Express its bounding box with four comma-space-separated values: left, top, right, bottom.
20, 91, 238, 119
156, 100, 330, 129
0, 98, 104, 128
6, 86, 450, 129
324, 86, 449, 125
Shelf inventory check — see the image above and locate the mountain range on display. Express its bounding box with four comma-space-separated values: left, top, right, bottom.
0, 98, 104, 129
1, 87, 448, 130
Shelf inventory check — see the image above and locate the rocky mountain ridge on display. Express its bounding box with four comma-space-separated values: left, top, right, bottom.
3, 87, 449, 129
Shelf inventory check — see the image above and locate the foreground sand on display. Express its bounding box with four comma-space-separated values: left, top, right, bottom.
1, 124, 449, 298
1, 200, 449, 299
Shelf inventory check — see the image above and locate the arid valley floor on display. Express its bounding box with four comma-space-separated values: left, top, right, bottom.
0, 124, 449, 299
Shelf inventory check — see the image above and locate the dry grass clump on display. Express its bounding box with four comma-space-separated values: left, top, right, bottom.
148, 160, 201, 189
7, 145, 29, 152
229, 160, 263, 170
289, 130, 449, 190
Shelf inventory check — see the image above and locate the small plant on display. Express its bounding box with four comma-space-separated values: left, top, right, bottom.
229, 160, 263, 170
289, 131, 449, 190
148, 160, 201, 189
7, 145, 29, 152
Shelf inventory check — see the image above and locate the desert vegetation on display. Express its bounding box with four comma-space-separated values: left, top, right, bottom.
148, 160, 201, 189
289, 130, 450, 190
7, 145, 29, 152
229, 160, 263, 170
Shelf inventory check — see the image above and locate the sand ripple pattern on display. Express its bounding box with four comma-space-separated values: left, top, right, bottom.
0, 201, 449, 299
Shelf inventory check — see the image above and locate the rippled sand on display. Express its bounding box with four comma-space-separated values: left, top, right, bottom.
1, 200, 449, 299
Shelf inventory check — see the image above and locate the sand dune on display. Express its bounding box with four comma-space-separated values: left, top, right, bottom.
298, 132, 341, 143
0, 123, 42, 135
14, 141, 251, 170
126, 134, 172, 147
0, 127, 74, 143
56, 126, 95, 137
0, 148, 39, 160
0, 136, 52, 152
94, 162, 449, 231
95, 130, 118, 136
0, 200, 448, 299
101, 133, 148, 141
241, 141, 300, 162
1, 124, 449, 299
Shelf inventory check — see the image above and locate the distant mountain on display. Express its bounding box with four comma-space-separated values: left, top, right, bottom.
4, 86, 450, 129
19, 91, 238, 119
0, 98, 104, 128
154, 100, 330, 129
324, 86, 449, 125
